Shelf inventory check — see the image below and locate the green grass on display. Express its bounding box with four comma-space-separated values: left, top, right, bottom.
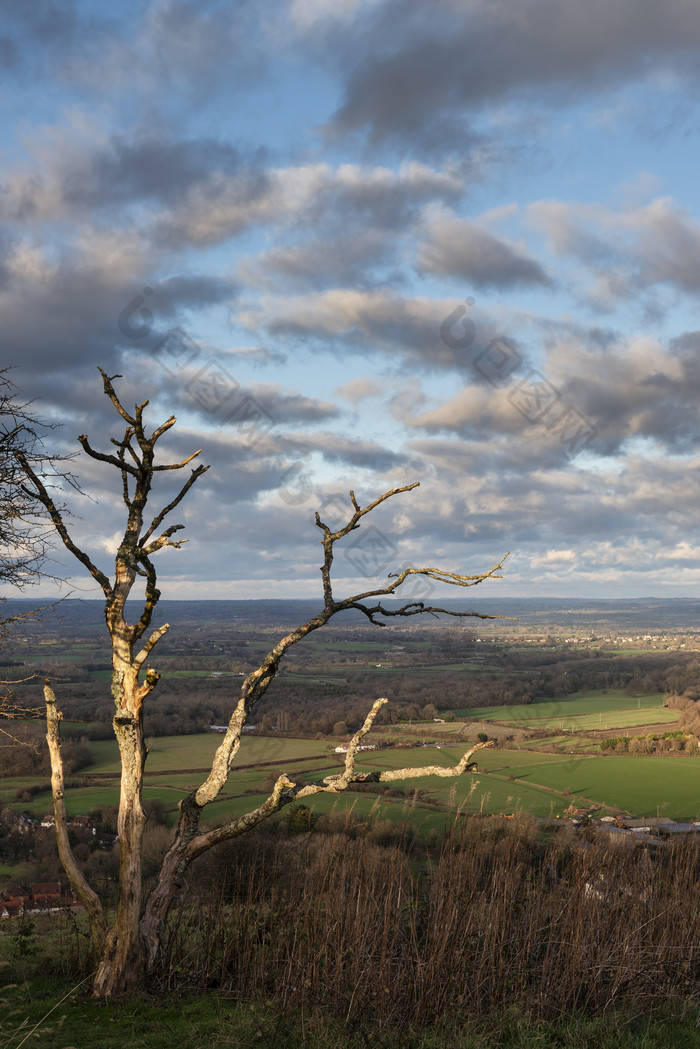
501, 754, 700, 819
369, 662, 504, 674
283, 673, 347, 684
1, 977, 699, 1048
1, 734, 341, 819
349, 745, 700, 820
307, 639, 398, 651
85, 733, 332, 775
0, 978, 247, 1049
451, 690, 676, 729
533, 708, 679, 731
5, 720, 700, 828
347, 748, 569, 818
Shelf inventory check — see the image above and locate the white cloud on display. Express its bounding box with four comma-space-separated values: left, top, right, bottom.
530, 549, 577, 568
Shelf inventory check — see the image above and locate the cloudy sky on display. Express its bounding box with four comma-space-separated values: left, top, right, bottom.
3, 0, 700, 605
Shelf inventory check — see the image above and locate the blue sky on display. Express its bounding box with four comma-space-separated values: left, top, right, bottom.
4, 0, 700, 604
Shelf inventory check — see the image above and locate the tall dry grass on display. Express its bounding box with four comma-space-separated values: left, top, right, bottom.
155, 815, 700, 1025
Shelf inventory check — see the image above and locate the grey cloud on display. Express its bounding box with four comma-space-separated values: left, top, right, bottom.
157, 161, 463, 251
325, 0, 700, 152
0, 1, 80, 45
0, 0, 270, 104
141, 0, 268, 101
242, 230, 404, 292
406, 436, 700, 557
306, 163, 464, 230
403, 324, 700, 459
527, 201, 615, 265
236, 163, 466, 290
0, 237, 234, 416
0, 34, 18, 71
61, 135, 246, 210
223, 345, 288, 369
529, 197, 700, 300
0, 1, 82, 69
417, 213, 552, 289
545, 336, 700, 455
336, 377, 385, 404
407, 390, 599, 472
152, 274, 236, 311
2, 136, 268, 240
279, 432, 418, 473
249, 387, 339, 427
249, 289, 508, 377
634, 203, 700, 294
0, 1, 120, 89
149, 368, 340, 432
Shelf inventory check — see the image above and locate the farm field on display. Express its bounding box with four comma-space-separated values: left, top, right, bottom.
361, 745, 700, 820
0, 734, 342, 821
88, 668, 244, 682
3, 735, 700, 824
451, 690, 679, 731
535, 708, 679, 731
86, 733, 331, 774
2, 681, 697, 827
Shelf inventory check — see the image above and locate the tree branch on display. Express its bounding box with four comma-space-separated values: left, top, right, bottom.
97, 368, 136, 427
17, 452, 112, 597
77, 435, 139, 476
133, 623, 170, 672
185, 700, 493, 858
140, 464, 209, 547
45, 681, 106, 956
152, 450, 203, 471
332, 553, 512, 626
184, 483, 508, 815
315, 482, 419, 540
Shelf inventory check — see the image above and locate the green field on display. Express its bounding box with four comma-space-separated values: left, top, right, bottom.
349, 745, 700, 820
0, 733, 341, 820
3, 692, 699, 827
86, 732, 331, 774
451, 690, 679, 731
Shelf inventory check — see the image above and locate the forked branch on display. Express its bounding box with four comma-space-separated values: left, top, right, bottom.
184, 481, 508, 815
184, 698, 493, 857
314, 483, 510, 624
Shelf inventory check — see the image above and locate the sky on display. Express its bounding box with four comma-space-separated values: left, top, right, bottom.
3, 0, 700, 606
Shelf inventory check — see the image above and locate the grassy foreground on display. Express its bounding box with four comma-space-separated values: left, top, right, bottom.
4, 815, 700, 1048
1, 981, 699, 1049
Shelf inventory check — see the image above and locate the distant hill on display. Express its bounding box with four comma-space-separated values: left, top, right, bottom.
1, 596, 699, 634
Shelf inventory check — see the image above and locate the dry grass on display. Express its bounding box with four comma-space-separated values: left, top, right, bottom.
155, 815, 700, 1027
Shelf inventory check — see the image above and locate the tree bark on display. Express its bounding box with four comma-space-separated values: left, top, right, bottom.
44, 681, 107, 961
92, 709, 149, 995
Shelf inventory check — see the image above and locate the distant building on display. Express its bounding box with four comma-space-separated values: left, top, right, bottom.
1, 880, 79, 919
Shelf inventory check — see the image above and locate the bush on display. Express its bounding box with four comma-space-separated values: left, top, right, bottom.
284, 805, 316, 834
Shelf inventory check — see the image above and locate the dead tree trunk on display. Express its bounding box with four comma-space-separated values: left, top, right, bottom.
20, 367, 508, 997
45, 681, 107, 961
21, 368, 208, 995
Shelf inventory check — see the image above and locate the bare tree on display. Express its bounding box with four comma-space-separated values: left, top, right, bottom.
0, 369, 72, 742
20, 369, 507, 997
0, 369, 56, 592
